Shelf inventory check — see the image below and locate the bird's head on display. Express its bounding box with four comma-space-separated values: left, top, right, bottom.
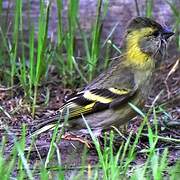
124, 17, 174, 69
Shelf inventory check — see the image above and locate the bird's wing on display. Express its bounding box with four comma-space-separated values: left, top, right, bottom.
31, 87, 137, 136
61, 87, 137, 119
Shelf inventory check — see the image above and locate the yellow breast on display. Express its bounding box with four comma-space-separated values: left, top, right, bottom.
125, 27, 154, 69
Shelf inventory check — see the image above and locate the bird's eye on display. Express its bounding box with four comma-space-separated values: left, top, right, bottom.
151, 30, 159, 37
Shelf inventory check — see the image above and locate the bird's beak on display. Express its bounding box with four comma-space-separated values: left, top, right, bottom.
162, 28, 174, 40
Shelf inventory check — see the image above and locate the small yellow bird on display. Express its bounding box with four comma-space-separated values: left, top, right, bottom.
32, 17, 174, 136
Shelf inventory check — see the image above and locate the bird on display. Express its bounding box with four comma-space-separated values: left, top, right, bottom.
31, 17, 174, 138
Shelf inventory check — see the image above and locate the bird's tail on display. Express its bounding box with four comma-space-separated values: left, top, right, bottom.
30, 114, 65, 137
30, 104, 71, 137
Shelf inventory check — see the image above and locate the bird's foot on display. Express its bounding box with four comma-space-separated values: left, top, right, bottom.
62, 133, 92, 148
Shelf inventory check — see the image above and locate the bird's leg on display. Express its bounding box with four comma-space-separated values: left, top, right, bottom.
62, 133, 92, 148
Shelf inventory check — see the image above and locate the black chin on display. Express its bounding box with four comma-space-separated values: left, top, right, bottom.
159, 39, 167, 56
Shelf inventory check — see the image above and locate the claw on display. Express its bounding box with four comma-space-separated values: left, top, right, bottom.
62, 133, 92, 148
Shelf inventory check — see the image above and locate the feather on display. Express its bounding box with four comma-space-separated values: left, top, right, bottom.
31, 87, 136, 136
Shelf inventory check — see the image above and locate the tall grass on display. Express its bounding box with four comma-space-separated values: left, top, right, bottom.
56, 0, 80, 86
0, 1, 52, 115
32, 0, 51, 116
66, 0, 79, 83
0, 108, 178, 179
10, 0, 21, 88
56, 0, 110, 85
145, 0, 154, 18
88, 0, 103, 81
0, 0, 2, 15
84, 0, 109, 81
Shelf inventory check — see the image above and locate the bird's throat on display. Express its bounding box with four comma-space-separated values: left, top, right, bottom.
126, 42, 152, 69
125, 29, 154, 70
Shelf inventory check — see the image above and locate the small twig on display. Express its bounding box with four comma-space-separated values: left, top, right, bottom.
13, 164, 101, 173
166, 59, 179, 81
151, 90, 164, 107
164, 59, 179, 99
72, 56, 88, 84
164, 80, 171, 99
166, 120, 180, 127
160, 93, 180, 109
0, 85, 17, 91
141, 133, 180, 143
102, 22, 119, 47
33, 141, 43, 163
0, 106, 12, 119
111, 125, 127, 141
